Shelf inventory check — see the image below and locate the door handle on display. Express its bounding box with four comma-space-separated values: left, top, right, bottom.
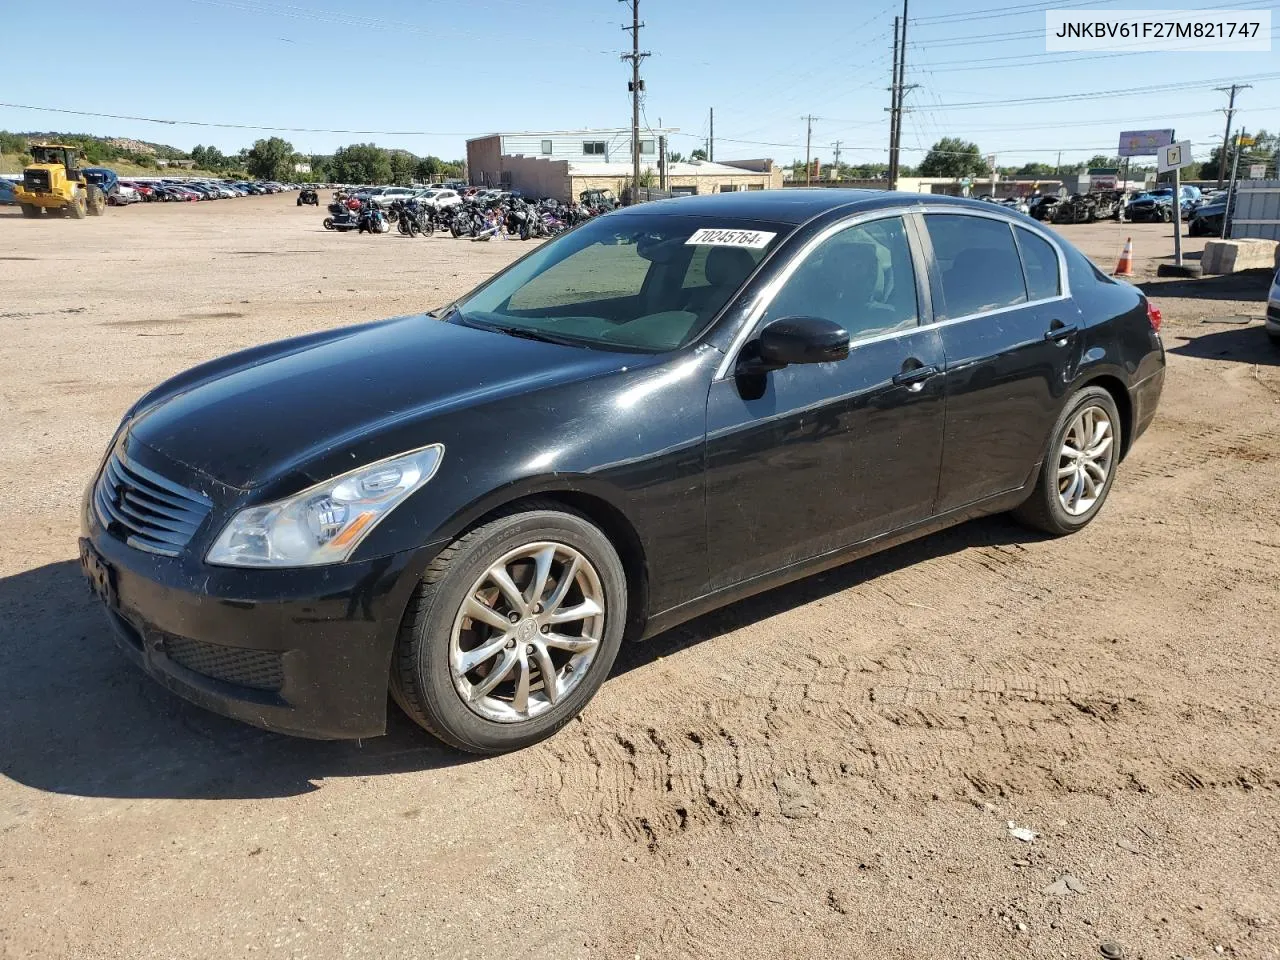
1044, 322, 1079, 342
892, 363, 939, 391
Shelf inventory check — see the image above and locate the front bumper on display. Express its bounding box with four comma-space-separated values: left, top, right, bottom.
81, 490, 439, 739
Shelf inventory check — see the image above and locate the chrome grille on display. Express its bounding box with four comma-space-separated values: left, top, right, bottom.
94, 449, 213, 557
163, 636, 284, 692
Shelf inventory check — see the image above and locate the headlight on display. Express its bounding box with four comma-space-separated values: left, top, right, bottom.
206, 444, 443, 568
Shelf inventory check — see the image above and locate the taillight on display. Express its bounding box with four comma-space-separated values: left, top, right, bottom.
1146, 299, 1162, 332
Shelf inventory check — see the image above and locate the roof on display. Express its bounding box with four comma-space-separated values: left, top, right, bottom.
469, 127, 678, 143
612, 188, 993, 225
566, 160, 769, 177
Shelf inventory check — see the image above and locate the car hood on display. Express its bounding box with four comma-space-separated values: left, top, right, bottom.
127, 315, 636, 490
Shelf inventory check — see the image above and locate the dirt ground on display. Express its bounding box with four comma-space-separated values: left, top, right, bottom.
1, 195, 1277, 960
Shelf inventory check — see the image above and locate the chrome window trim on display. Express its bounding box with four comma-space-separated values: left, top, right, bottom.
713, 204, 1072, 381
916, 204, 1072, 304
713, 210, 910, 381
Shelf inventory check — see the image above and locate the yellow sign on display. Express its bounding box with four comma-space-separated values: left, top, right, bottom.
1239, 135, 1255, 147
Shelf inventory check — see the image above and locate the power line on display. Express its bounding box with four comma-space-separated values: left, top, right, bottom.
0, 101, 469, 136
930, 72, 1280, 110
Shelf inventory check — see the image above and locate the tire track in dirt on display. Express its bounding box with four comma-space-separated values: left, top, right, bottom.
522, 654, 1275, 846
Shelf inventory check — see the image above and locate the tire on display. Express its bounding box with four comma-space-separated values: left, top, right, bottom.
86, 185, 106, 216
67, 195, 86, 219
1159, 206, 1172, 223
390, 504, 628, 754
323, 218, 334, 230
20, 204, 40, 218
1013, 386, 1122, 536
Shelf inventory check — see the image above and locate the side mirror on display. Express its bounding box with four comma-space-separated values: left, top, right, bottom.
749, 316, 850, 371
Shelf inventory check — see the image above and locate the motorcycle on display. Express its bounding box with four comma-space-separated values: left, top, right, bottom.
323, 207, 360, 231
357, 200, 389, 234
297, 188, 319, 206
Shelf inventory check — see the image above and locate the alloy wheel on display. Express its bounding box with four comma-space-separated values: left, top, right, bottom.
449, 541, 605, 723
1057, 404, 1115, 516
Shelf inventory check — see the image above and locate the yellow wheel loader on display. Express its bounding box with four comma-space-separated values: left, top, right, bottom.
14, 143, 107, 219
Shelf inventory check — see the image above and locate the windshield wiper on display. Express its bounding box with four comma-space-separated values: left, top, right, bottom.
491, 325, 577, 346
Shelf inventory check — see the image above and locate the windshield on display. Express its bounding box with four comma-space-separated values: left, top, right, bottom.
452, 213, 789, 352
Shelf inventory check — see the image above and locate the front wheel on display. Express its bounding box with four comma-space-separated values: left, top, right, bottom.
390, 505, 627, 754
1013, 386, 1121, 536
20, 204, 41, 218
323, 218, 334, 230
86, 185, 106, 216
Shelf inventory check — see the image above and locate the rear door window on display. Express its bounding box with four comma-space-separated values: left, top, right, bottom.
924, 214, 1028, 319
1014, 227, 1062, 301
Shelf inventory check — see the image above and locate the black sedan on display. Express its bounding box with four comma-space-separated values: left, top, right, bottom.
81, 190, 1166, 753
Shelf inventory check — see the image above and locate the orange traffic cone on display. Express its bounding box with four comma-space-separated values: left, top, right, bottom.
1113, 236, 1135, 277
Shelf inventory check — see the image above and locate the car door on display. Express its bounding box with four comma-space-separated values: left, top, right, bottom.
921, 211, 1083, 513
704, 213, 947, 591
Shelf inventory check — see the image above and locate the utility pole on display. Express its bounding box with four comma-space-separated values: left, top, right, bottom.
886, 0, 913, 190
658, 134, 667, 189
1215, 83, 1249, 188
887, 16, 900, 188
831, 140, 842, 180
620, 0, 649, 204
709, 107, 714, 162
803, 115, 815, 186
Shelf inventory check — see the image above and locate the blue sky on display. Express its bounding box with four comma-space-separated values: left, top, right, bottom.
1, 0, 1277, 168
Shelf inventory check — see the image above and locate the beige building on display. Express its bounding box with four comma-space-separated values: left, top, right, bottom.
467, 129, 782, 201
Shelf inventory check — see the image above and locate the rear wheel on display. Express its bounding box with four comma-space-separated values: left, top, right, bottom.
390, 505, 627, 754
1013, 386, 1121, 536
86, 185, 106, 216
20, 204, 41, 218
67, 194, 87, 219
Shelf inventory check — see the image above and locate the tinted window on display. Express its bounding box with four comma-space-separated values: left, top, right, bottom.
763, 216, 919, 340
924, 214, 1027, 318
1016, 227, 1061, 300
457, 214, 784, 351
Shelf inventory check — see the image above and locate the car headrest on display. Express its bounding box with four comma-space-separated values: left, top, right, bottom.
704, 246, 757, 288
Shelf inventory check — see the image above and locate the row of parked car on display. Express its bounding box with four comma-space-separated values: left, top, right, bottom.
110, 178, 300, 204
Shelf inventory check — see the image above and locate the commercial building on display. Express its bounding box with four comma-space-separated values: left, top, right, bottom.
466, 128, 782, 201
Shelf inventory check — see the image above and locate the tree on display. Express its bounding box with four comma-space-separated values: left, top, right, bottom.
191, 144, 228, 172
414, 155, 443, 182
245, 137, 296, 180
918, 138, 985, 178
328, 143, 392, 184
691, 148, 708, 161
1197, 128, 1277, 180
667, 151, 685, 164
1016, 162, 1054, 177
1078, 154, 1120, 172
388, 151, 416, 185
0, 131, 28, 154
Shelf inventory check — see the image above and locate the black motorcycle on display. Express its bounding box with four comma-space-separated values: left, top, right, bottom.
357, 200, 388, 234
297, 188, 319, 206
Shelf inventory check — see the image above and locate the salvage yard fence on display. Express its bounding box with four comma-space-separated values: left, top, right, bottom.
1230, 179, 1280, 241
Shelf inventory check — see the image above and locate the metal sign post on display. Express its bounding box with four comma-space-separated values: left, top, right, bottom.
1157, 139, 1194, 268
1172, 165, 1184, 266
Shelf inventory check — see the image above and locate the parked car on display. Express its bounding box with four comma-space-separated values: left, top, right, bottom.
1028, 195, 1063, 221
81, 191, 1165, 753
0, 176, 18, 205
1187, 193, 1229, 236
418, 188, 462, 210
1124, 185, 1201, 223
372, 186, 419, 208
1267, 265, 1280, 346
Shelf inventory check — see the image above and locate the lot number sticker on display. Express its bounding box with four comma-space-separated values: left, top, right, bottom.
685, 228, 776, 249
